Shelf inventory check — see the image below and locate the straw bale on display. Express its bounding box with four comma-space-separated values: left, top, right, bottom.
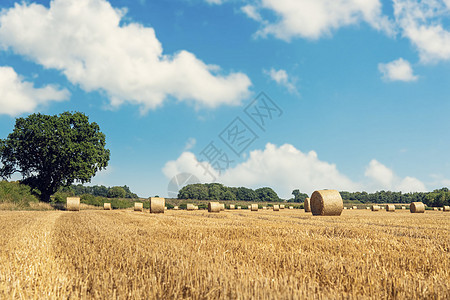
433, 207, 438, 211
220, 203, 225, 211
304, 197, 311, 212
174, 206, 179, 210
229, 204, 235, 209
289, 206, 293, 209
208, 202, 221, 213
410, 202, 425, 213
134, 202, 143, 212
366, 207, 370, 210
247, 205, 251, 210
443, 206, 450, 212
371, 205, 380, 211
104, 203, 111, 210
402, 206, 406, 210
187, 204, 195, 211
280, 204, 285, 209
352, 206, 357, 210
273, 205, 280, 211
310, 190, 343, 216
439, 207, 443, 211
67, 197, 80, 211
251, 204, 258, 211
385, 204, 395, 212
237, 206, 241, 209
150, 197, 165, 214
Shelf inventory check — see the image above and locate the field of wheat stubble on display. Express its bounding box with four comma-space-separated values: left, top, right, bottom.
0, 209, 448, 299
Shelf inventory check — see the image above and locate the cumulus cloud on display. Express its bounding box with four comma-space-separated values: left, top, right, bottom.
242, 0, 395, 40
163, 143, 360, 198
0, 66, 69, 116
378, 58, 418, 82
184, 138, 197, 150
0, 0, 251, 112
264, 68, 298, 93
163, 144, 427, 198
365, 159, 426, 192
394, 0, 450, 63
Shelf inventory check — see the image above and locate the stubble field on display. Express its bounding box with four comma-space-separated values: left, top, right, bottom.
0, 209, 448, 299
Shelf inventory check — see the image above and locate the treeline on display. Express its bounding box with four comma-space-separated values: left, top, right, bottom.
339, 188, 450, 207
60, 184, 138, 198
178, 183, 281, 202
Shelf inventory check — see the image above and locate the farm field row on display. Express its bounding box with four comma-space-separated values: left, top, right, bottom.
0, 209, 448, 299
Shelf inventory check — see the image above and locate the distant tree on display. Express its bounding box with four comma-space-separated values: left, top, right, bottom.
236, 187, 258, 201
291, 189, 308, 203
107, 186, 126, 198
0, 112, 110, 202
255, 187, 280, 202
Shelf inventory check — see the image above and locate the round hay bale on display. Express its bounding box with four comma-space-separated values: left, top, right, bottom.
410, 202, 425, 213
443, 206, 450, 212
385, 204, 395, 212
66, 197, 80, 211
208, 202, 221, 213
220, 203, 225, 211
280, 204, 285, 209
247, 205, 251, 210
310, 190, 343, 216
174, 206, 179, 210
371, 205, 380, 211
237, 206, 241, 210
433, 207, 438, 211
262, 206, 267, 210
289, 206, 293, 209
134, 202, 143, 212
439, 207, 443, 211
104, 203, 111, 210
402, 206, 406, 210
251, 204, 258, 211
366, 207, 370, 210
150, 197, 165, 214
273, 205, 280, 211
229, 204, 235, 209
304, 198, 311, 212
352, 206, 357, 210
194, 205, 199, 210
186, 204, 195, 211
343, 207, 348, 210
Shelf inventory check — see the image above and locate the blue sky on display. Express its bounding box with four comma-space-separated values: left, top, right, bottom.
1, 0, 450, 199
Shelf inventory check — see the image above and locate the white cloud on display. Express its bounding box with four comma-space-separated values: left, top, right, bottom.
394, 0, 450, 63
163, 144, 427, 198
184, 138, 197, 150
163, 143, 360, 198
264, 68, 298, 93
243, 0, 395, 40
0, 66, 69, 116
364, 159, 426, 192
205, 0, 226, 4
0, 0, 251, 112
378, 58, 418, 82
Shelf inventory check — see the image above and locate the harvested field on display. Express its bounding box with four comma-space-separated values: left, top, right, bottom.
0, 209, 448, 299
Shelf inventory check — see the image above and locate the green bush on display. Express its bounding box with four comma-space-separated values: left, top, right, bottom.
0, 180, 38, 207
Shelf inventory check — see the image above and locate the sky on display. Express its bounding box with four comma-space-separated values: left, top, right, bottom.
0, 0, 450, 199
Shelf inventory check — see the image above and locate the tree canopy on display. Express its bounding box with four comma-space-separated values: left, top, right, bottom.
0, 112, 110, 202
177, 183, 281, 202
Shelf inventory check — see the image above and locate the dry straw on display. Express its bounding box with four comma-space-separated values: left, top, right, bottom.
352, 206, 357, 210
273, 205, 280, 211
220, 204, 225, 211
247, 205, 251, 210
251, 204, 258, 211
194, 205, 199, 210
410, 202, 425, 213
433, 207, 438, 211
208, 202, 221, 213
343, 207, 348, 210
443, 206, 450, 212
67, 197, 80, 211
366, 207, 370, 210
371, 205, 380, 211
104, 203, 111, 210
262, 206, 267, 210
304, 197, 311, 212
237, 206, 241, 210
229, 204, 235, 209
310, 190, 343, 216
173, 206, 179, 210
385, 204, 395, 212
402, 206, 406, 210
280, 205, 285, 209
289, 206, 293, 209
186, 204, 195, 211
150, 197, 165, 214
439, 207, 443, 211
134, 202, 143, 212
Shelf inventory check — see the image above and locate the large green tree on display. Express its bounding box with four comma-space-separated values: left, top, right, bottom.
0, 112, 110, 202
